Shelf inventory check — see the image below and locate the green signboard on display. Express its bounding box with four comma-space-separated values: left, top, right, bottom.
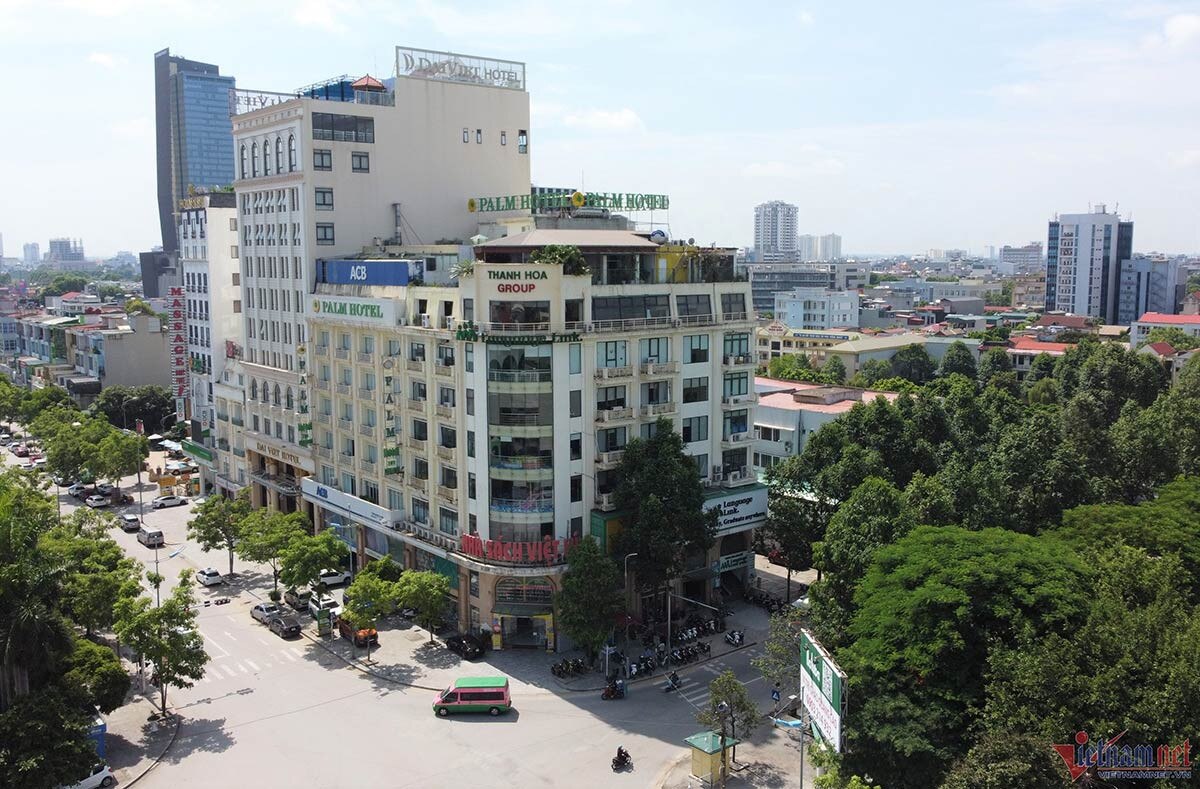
799, 629, 847, 752
468, 190, 670, 214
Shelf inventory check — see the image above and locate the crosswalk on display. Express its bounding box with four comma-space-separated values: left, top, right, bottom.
198, 644, 308, 684
671, 648, 764, 710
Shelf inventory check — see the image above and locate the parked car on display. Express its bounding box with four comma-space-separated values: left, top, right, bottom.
96, 483, 115, 496
12, 445, 28, 457
269, 614, 302, 639
33, 457, 47, 468
445, 634, 484, 660
336, 616, 378, 647
152, 495, 188, 509
85, 495, 110, 509
67, 483, 88, 499
313, 568, 352, 588
197, 568, 224, 586
66, 763, 116, 789
283, 587, 311, 611
119, 514, 141, 532
53, 476, 78, 488
791, 595, 811, 612
250, 602, 282, 623
308, 595, 341, 620
1, 433, 11, 442
17, 460, 35, 470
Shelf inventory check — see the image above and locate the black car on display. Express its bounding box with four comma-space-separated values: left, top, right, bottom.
269, 614, 302, 639
445, 634, 484, 660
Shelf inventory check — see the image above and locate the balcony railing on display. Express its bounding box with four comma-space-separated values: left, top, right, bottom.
490, 497, 554, 514
437, 485, 458, 504
336, 383, 352, 396
357, 352, 374, 364
359, 423, 377, 437
595, 406, 634, 423
475, 321, 551, 334
314, 380, 330, 392
435, 404, 454, 419
596, 449, 625, 468
315, 446, 332, 460
216, 412, 230, 422
594, 365, 634, 380
594, 492, 618, 511
436, 445, 455, 462
407, 398, 425, 412
487, 369, 552, 383
406, 358, 424, 372
358, 387, 375, 400
722, 430, 752, 445
314, 346, 328, 357
489, 454, 553, 470
434, 362, 453, 378
640, 402, 677, 417
316, 412, 332, 424
491, 413, 545, 426
721, 393, 758, 407
334, 348, 350, 360
407, 435, 426, 450
359, 457, 377, 474
722, 354, 754, 367
640, 360, 681, 376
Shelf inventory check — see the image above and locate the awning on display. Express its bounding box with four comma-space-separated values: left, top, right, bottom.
146, 434, 164, 441
159, 439, 183, 451
491, 603, 553, 617
180, 439, 213, 464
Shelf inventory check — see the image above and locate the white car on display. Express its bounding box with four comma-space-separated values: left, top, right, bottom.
85, 495, 110, 509
250, 602, 282, 623
17, 460, 35, 470
197, 567, 224, 586
308, 595, 341, 620
152, 495, 188, 509
67, 483, 88, 499
67, 763, 115, 788
314, 568, 352, 588
791, 595, 812, 612
96, 483, 116, 496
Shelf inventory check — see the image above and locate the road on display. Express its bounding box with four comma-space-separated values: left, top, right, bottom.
5, 439, 780, 788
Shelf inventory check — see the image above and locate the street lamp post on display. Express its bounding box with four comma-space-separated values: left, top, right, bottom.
622, 552, 638, 642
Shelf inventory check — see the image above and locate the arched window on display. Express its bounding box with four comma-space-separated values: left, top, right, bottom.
249, 379, 258, 400
275, 137, 283, 174
273, 384, 281, 406
251, 142, 259, 177
287, 134, 296, 172
262, 381, 271, 403
285, 387, 294, 409
263, 138, 271, 176
239, 144, 247, 180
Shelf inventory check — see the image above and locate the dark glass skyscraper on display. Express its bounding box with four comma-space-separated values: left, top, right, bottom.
154, 48, 236, 252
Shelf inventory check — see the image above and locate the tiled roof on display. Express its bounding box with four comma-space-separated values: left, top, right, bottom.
1135, 312, 1200, 326
1033, 314, 1090, 329
1146, 342, 1177, 356
1008, 336, 1071, 355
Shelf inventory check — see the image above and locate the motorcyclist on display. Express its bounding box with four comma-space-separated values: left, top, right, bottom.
615, 745, 630, 764
669, 671, 680, 688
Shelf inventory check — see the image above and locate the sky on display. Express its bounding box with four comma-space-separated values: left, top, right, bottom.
1, 0, 1198, 258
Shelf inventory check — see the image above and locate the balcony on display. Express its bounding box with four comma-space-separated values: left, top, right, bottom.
315, 446, 332, 460
594, 491, 618, 512
233, 447, 246, 457
314, 345, 328, 357
437, 485, 458, 504
476, 321, 551, 334
721, 430, 753, 446
407, 398, 425, 412
407, 435, 426, 451
334, 348, 350, 360
409, 477, 429, 494
595, 449, 625, 469
249, 469, 300, 495
640, 402, 677, 417
436, 445, 455, 462
231, 415, 244, 426
216, 412, 230, 422
639, 360, 680, 377
490, 497, 554, 514
594, 365, 634, 381
314, 380, 330, 392
217, 438, 230, 451
722, 354, 754, 368
336, 383, 352, 396
489, 454, 553, 470
595, 406, 634, 424
406, 358, 424, 372
434, 361, 454, 378
721, 393, 758, 408
316, 412, 332, 424
338, 417, 353, 430
359, 457, 377, 474
357, 351, 374, 365
487, 369, 552, 383
435, 404, 454, 419
358, 387, 375, 400
721, 466, 755, 488
359, 423, 377, 437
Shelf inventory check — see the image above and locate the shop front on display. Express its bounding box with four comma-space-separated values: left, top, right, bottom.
491, 576, 556, 651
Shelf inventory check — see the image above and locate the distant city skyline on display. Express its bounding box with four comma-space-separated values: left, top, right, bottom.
1, 1, 1198, 257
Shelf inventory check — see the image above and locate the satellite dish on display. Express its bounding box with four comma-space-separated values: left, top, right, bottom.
687, 237, 695, 246
649, 229, 668, 245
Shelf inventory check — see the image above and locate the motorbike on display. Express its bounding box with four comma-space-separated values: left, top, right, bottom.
601, 682, 625, 700
663, 672, 681, 692
698, 641, 711, 656
725, 630, 745, 646
612, 750, 632, 771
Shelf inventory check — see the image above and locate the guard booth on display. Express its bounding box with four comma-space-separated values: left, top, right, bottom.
684, 731, 739, 786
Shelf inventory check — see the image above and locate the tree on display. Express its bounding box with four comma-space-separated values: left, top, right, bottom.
96, 429, 146, 490
63, 635, 130, 714
759, 491, 829, 596
40, 514, 140, 635
1139, 325, 1200, 352
810, 477, 913, 648
40, 274, 89, 297
18, 387, 73, 425
187, 489, 251, 575
114, 571, 208, 715
975, 347, 1012, 389
752, 611, 806, 692
527, 244, 589, 276
866, 376, 919, 393
0, 686, 99, 789
902, 471, 956, 526
91, 385, 174, 433
889, 344, 936, 384
340, 573, 400, 662
357, 556, 404, 583
1024, 352, 1057, 384
938, 340, 976, 379
837, 526, 1087, 788
555, 537, 623, 664
847, 358, 891, 388
237, 508, 308, 592
613, 419, 717, 592
396, 570, 450, 644
696, 670, 760, 769
33, 410, 109, 487
279, 528, 350, 597
822, 355, 846, 384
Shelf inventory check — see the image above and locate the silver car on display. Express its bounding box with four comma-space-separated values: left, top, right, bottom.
250, 602, 282, 623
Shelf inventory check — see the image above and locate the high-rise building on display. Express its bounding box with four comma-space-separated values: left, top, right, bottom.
747, 262, 869, 313
773, 287, 860, 330
818, 233, 842, 261
227, 47, 532, 515
47, 238, 85, 264
1117, 255, 1181, 325
999, 242, 1043, 276
1045, 204, 1133, 322
797, 235, 818, 261
22, 243, 40, 265
154, 48, 237, 253
753, 201, 798, 262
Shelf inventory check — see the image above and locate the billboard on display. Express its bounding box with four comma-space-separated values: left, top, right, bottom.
704, 485, 768, 536
316, 259, 418, 287
800, 629, 847, 752
168, 287, 187, 399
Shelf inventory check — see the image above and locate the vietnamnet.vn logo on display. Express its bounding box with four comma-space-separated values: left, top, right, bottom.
1053, 730, 1191, 782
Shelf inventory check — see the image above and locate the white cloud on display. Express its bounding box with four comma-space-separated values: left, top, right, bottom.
1169, 149, 1200, 167
742, 156, 845, 178
292, 0, 357, 33
88, 52, 119, 69
1163, 13, 1200, 48
562, 108, 644, 133
796, 9, 814, 26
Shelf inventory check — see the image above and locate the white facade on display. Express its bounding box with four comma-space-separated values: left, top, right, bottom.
774, 288, 861, 330
818, 233, 842, 261
998, 242, 1043, 276
797, 235, 818, 261
231, 61, 531, 513
1130, 313, 1200, 346
1047, 205, 1133, 323
754, 201, 798, 258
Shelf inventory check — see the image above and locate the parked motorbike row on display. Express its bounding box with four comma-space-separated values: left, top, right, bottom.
626, 655, 658, 679
746, 588, 787, 613
725, 629, 745, 646
550, 657, 589, 677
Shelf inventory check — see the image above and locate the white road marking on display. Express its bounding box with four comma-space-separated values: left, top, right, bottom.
246, 659, 260, 671
257, 637, 272, 647
282, 651, 297, 662
237, 663, 249, 674
221, 664, 238, 678
288, 646, 305, 658
201, 632, 230, 658
224, 631, 238, 641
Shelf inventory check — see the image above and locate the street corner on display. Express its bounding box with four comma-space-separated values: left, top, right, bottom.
102, 695, 182, 787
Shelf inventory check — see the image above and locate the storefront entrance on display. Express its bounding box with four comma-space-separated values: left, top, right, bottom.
492, 577, 556, 651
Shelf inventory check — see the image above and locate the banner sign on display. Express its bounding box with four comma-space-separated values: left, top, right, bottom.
704, 486, 768, 535
168, 287, 187, 398
316, 259, 416, 287
800, 629, 847, 752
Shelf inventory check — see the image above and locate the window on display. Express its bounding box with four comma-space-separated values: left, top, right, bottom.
316, 223, 335, 245
692, 454, 709, 477
682, 416, 709, 443
315, 188, 333, 210
569, 343, 581, 374
518, 129, 528, 154
597, 427, 627, 452
464, 343, 474, 373
723, 373, 749, 398
684, 335, 709, 364
468, 472, 476, 500
313, 149, 332, 171
439, 425, 456, 449
677, 294, 712, 317
723, 332, 750, 358
467, 430, 475, 458
465, 389, 474, 415
501, 131, 507, 146
596, 341, 628, 368
723, 410, 749, 439
595, 386, 624, 411
441, 467, 457, 489
412, 499, 429, 525
570, 475, 582, 502
476, 129, 482, 144
288, 135, 296, 171
251, 142, 258, 177
351, 152, 369, 172
411, 381, 426, 401
387, 488, 404, 511
275, 137, 283, 173
312, 112, 374, 143
439, 508, 458, 535
412, 419, 428, 441
639, 337, 668, 363
570, 433, 581, 461
683, 376, 709, 403
414, 459, 429, 480
462, 128, 469, 143
570, 389, 582, 417
239, 144, 247, 179
721, 293, 746, 319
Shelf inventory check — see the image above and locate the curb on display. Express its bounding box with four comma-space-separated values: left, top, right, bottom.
122, 711, 182, 788
298, 627, 444, 691
652, 750, 692, 789
552, 640, 759, 693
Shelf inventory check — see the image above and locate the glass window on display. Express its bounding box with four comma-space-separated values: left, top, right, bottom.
677, 294, 712, 317
723, 373, 749, 398
570, 432, 582, 461
596, 427, 627, 452
569, 343, 581, 374
684, 335, 709, 364
683, 376, 708, 403
723, 332, 750, 358
721, 293, 746, 319
440, 508, 458, 535
464, 343, 474, 372
316, 223, 335, 245
682, 416, 708, 443
288, 135, 297, 171
518, 129, 528, 154
595, 385, 625, 410
275, 137, 283, 173
312, 112, 374, 143
315, 188, 334, 210
387, 488, 403, 511
466, 389, 474, 415
463, 127, 469, 143
352, 151, 370, 172
639, 337, 669, 363
412, 419, 428, 441
723, 410, 749, 439
570, 475, 582, 502
475, 129, 482, 144
412, 498, 429, 524
414, 459, 429, 480
570, 389, 582, 417
596, 341, 627, 368
313, 149, 332, 170
501, 131, 507, 146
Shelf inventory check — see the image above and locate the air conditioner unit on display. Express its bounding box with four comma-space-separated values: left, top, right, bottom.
729, 470, 743, 482
712, 465, 722, 478
672, 319, 682, 328
784, 441, 793, 452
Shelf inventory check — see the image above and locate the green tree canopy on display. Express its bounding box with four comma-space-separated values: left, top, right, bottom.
341, 573, 400, 661
695, 670, 760, 766
527, 244, 588, 276
0, 686, 100, 789
187, 489, 252, 575
555, 537, 623, 663
236, 507, 308, 592
396, 570, 450, 644
62, 635, 130, 714
975, 347, 1013, 389
938, 340, 977, 379
889, 344, 936, 384
279, 528, 350, 596
847, 358, 892, 388
1139, 325, 1200, 352
40, 274, 89, 297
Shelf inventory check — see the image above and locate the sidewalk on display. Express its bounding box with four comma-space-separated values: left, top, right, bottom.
102, 689, 180, 787
656, 725, 817, 789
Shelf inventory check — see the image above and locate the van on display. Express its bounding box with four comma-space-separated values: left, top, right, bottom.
137, 526, 164, 548
433, 677, 511, 717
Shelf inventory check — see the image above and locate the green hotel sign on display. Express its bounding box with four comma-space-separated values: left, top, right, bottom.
455, 321, 579, 346
312, 299, 385, 319
468, 190, 670, 214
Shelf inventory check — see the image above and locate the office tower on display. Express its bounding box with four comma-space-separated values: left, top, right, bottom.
1045, 204, 1133, 322
999, 242, 1043, 276
774, 287, 860, 330
747, 262, 869, 313
797, 235, 818, 261
23, 243, 40, 265
1117, 255, 1182, 325
47, 238, 85, 264
818, 233, 842, 261
154, 48, 237, 253
753, 201, 798, 262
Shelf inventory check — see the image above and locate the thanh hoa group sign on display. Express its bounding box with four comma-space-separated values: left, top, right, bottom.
799, 629, 847, 752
